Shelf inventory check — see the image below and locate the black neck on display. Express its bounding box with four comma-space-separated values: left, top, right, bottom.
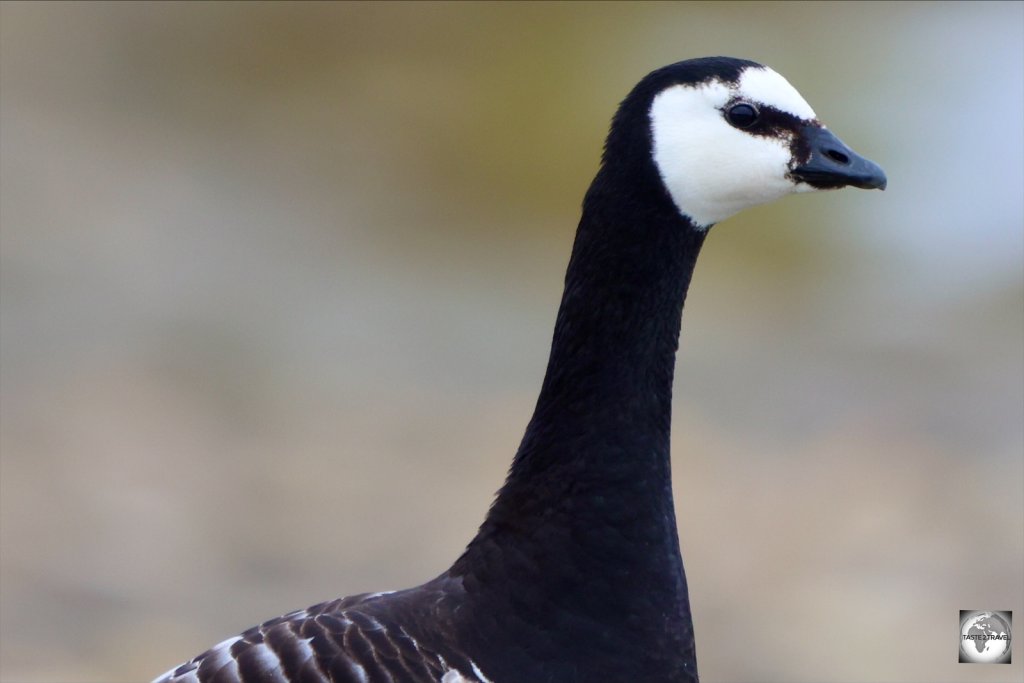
449, 164, 707, 680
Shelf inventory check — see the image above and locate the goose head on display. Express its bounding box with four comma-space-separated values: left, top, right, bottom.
610, 57, 887, 229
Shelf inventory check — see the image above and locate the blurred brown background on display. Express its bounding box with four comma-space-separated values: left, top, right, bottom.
1, 2, 1021, 682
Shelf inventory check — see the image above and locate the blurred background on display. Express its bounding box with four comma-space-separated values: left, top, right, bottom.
1, 2, 1021, 682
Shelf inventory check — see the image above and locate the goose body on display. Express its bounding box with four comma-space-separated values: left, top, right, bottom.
154, 57, 885, 683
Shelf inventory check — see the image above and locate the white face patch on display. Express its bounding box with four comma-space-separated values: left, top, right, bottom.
649, 66, 818, 228
738, 67, 816, 120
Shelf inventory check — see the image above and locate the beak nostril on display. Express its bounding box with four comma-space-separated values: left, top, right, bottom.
825, 148, 850, 165
794, 125, 886, 190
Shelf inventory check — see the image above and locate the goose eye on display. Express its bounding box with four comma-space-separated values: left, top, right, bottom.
726, 103, 759, 129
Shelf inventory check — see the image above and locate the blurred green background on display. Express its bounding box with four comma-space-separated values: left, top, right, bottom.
1, 2, 1021, 682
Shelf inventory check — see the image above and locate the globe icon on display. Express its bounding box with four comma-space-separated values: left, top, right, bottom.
960, 611, 1011, 663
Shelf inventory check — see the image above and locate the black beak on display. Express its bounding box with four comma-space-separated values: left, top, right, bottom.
791, 126, 887, 190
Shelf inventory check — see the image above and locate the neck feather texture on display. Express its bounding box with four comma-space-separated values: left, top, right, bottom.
448, 164, 707, 681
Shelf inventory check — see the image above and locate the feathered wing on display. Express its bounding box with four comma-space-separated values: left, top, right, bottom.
153, 587, 494, 683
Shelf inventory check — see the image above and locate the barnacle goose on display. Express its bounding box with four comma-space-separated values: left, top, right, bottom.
154, 57, 885, 683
